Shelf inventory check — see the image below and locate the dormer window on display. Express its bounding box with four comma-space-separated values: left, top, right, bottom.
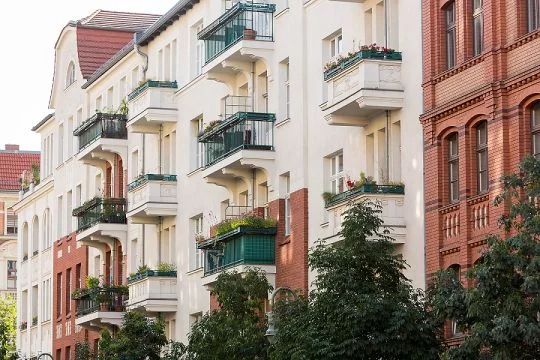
66, 61, 75, 88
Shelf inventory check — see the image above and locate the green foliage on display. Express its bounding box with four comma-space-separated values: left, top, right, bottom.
85, 276, 99, 289
75, 341, 96, 360
429, 155, 540, 360
270, 200, 441, 360
0, 295, 17, 360
157, 262, 177, 272
136, 264, 150, 275
215, 216, 277, 236
184, 268, 273, 359
98, 311, 167, 360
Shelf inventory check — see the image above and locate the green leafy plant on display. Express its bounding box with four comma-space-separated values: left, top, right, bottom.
136, 265, 149, 275
157, 262, 176, 272
322, 191, 334, 202
214, 216, 277, 236
199, 120, 222, 137
0, 296, 16, 359
85, 276, 99, 289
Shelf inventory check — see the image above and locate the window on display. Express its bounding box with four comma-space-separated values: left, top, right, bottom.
195, 23, 204, 77
476, 121, 488, 193
330, 33, 343, 58
448, 265, 461, 336
445, 2, 457, 69
66, 61, 75, 88
56, 272, 62, 318
528, 0, 539, 32
283, 175, 291, 235
472, 0, 483, 56
330, 153, 344, 194
192, 117, 204, 170
6, 208, 17, 235
448, 133, 459, 203
42, 279, 51, 321
7, 260, 16, 289
65, 268, 71, 314
285, 61, 290, 119
57, 196, 63, 239
58, 124, 64, 165
191, 215, 204, 270
532, 103, 540, 158
66, 191, 72, 234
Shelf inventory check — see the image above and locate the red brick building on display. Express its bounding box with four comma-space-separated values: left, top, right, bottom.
421, 0, 540, 339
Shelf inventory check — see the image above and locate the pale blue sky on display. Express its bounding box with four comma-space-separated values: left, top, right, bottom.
0, 1, 175, 151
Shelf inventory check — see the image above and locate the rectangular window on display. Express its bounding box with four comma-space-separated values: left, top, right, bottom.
473, 0, 483, 56
191, 215, 204, 270
195, 23, 204, 77
330, 153, 344, 194
58, 124, 64, 165
330, 33, 343, 58
285, 62, 290, 119
448, 133, 459, 203
528, 0, 539, 32
42, 278, 51, 321
446, 2, 457, 69
57, 196, 63, 238
284, 175, 291, 236
7, 260, 16, 289
192, 117, 204, 170
65, 268, 71, 315
476, 122, 488, 193
66, 191, 72, 234
532, 103, 540, 158
6, 208, 17, 235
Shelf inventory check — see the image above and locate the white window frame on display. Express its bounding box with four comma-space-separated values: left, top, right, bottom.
195, 23, 205, 77
329, 33, 343, 58
192, 215, 204, 270
330, 153, 344, 194
285, 62, 290, 119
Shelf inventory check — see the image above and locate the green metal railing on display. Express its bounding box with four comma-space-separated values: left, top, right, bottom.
72, 197, 127, 232
127, 270, 177, 284
127, 174, 177, 192
73, 113, 127, 151
325, 184, 405, 208
324, 50, 403, 81
198, 112, 275, 167
127, 80, 178, 102
75, 287, 128, 316
201, 226, 276, 276
198, 2, 276, 64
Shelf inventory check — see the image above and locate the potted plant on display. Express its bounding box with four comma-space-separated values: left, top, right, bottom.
243, 28, 257, 40
157, 262, 177, 276
85, 276, 99, 289
20, 321, 27, 330
32, 316, 38, 326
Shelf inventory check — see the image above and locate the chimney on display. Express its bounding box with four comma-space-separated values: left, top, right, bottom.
5, 144, 19, 151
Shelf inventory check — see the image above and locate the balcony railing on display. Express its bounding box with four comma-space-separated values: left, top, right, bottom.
199, 226, 276, 276
127, 270, 177, 284
198, 112, 275, 167
127, 174, 177, 192
127, 80, 178, 102
74, 287, 128, 317
72, 197, 127, 232
198, 2, 276, 64
325, 184, 405, 208
323, 50, 403, 81
73, 113, 128, 151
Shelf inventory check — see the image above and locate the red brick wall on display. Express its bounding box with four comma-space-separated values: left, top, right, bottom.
269, 188, 309, 294
52, 232, 100, 359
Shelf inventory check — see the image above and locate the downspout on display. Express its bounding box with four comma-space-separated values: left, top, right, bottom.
384, 0, 388, 48
159, 126, 163, 174
252, 169, 256, 210
134, 33, 149, 79
386, 110, 390, 182
251, 62, 256, 110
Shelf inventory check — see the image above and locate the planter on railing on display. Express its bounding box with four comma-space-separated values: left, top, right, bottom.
198, 2, 276, 64
73, 113, 127, 151
72, 198, 127, 232
198, 112, 275, 167
323, 50, 403, 81
127, 174, 177, 192
127, 270, 177, 284
75, 286, 128, 316
127, 80, 178, 102
325, 184, 405, 208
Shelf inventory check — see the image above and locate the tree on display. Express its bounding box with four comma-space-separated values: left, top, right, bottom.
184, 268, 273, 359
429, 156, 540, 360
98, 311, 167, 360
0, 295, 17, 360
270, 200, 441, 360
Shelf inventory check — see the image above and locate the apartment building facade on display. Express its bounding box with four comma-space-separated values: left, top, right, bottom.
421, 0, 540, 341
0, 145, 39, 301
16, 0, 425, 356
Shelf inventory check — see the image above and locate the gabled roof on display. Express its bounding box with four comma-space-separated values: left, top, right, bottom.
0, 148, 40, 191
79, 9, 161, 33
31, 113, 55, 132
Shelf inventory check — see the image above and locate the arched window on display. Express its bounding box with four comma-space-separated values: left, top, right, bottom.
475, 121, 488, 193
448, 133, 459, 203
32, 216, 39, 256
22, 222, 29, 260
532, 102, 540, 159
66, 61, 75, 88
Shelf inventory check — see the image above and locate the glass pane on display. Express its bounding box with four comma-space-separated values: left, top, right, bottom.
478, 150, 487, 172
533, 104, 540, 129
479, 170, 488, 192
331, 157, 336, 175
338, 154, 343, 172
534, 133, 540, 157
477, 122, 487, 146
449, 134, 458, 157
338, 177, 344, 193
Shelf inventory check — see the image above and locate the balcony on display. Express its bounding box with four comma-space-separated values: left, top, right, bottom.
72, 197, 127, 250
126, 270, 178, 313
127, 80, 178, 133
74, 113, 128, 165
320, 50, 404, 126
198, 224, 276, 284
73, 286, 127, 330
198, 2, 275, 77
127, 174, 178, 223
325, 184, 406, 242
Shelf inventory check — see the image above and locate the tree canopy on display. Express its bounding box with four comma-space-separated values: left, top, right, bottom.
429, 156, 540, 360
270, 200, 441, 360
0, 295, 17, 360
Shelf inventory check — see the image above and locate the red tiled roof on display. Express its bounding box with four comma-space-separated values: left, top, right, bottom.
0, 150, 40, 191
76, 10, 161, 79
80, 10, 161, 32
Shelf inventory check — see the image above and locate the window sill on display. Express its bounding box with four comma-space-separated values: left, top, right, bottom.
187, 167, 203, 177
186, 267, 203, 276
276, 118, 291, 128
275, 7, 289, 18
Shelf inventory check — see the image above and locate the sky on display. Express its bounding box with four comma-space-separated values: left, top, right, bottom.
0, 0, 176, 151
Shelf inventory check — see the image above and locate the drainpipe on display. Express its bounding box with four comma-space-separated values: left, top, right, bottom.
134, 33, 149, 79
251, 62, 256, 110
252, 169, 256, 211
159, 126, 163, 174
384, 0, 388, 48
386, 110, 390, 182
